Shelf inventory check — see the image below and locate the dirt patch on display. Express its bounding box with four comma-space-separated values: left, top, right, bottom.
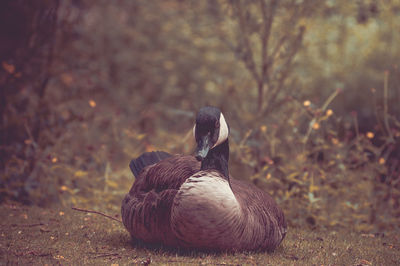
1, 202, 399, 265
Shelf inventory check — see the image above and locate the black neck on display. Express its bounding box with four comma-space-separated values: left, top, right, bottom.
200, 139, 230, 180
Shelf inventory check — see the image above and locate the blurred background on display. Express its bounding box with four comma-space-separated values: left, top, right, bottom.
0, 0, 399, 233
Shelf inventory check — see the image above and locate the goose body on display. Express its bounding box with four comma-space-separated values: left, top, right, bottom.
121, 107, 286, 251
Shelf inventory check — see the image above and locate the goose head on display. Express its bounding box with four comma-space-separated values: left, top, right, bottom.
193, 106, 229, 161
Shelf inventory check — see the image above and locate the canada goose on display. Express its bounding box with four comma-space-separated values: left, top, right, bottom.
121, 106, 286, 251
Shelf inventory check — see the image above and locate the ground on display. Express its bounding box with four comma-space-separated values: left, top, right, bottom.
1, 202, 399, 265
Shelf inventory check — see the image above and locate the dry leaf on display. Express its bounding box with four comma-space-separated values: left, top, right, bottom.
2, 61, 15, 73
60, 73, 73, 85
89, 100, 96, 108
260, 125, 267, 133
74, 170, 88, 177
358, 259, 372, 265
366, 132, 374, 139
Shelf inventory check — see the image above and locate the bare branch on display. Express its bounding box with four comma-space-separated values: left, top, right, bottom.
257, 0, 278, 112
262, 25, 305, 116
232, 1, 260, 82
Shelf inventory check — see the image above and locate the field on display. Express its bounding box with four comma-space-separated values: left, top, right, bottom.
2, 203, 399, 265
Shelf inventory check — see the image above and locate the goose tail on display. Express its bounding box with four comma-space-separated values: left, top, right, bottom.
129, 151, 172, 178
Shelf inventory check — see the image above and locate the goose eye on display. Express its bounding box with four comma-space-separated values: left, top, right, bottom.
215, 120, 220, 128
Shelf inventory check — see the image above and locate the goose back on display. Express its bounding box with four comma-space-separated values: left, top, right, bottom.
121, 155, 200, 246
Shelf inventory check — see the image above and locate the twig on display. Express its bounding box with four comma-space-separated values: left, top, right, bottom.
262, 27, 305, 117
371, 87, 384, 133
11, 223, 46, 227
353, 112, 360, 140
104, 162, 111, 193
71, 207, 122, 223
258, 0, 278, 112
91, 252, 120, 259
303, 88, 340, 143
321, 88, 341, 112
383, 71, 394, 142
12, 249, 52, 257
23, 122, 39, 149
232, 2, 260, 83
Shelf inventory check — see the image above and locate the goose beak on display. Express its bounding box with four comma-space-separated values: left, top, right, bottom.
195, 135, 211, 161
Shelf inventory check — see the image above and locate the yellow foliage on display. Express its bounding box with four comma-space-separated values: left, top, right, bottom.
260, 125, 267, 133
106, 180, 119, 189
309, 183, 318, 193
312, 122, 320, 130
74, 170, 88, 177
145, 144, 155, 152
136, 134, 146, 140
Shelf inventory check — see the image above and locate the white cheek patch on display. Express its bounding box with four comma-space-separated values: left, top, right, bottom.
213, 113, 229, 148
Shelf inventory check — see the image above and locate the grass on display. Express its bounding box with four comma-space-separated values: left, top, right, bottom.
1, 202, 399, 265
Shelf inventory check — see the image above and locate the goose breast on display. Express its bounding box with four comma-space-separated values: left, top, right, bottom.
171, 171, 242, 250
171, 172, 286, 251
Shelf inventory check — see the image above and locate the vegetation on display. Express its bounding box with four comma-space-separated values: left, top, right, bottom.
1, 0, 400, 263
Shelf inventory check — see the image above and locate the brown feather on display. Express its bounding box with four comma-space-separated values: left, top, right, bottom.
121, 155, 200, 246
230, 178, 287, 251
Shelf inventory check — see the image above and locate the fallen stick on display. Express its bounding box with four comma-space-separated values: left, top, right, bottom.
11, 223, 47, 227
91, 252, 120, 258
71, 207, 122, 223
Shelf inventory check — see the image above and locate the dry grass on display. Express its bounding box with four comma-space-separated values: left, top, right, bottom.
1, 202, 399, 265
